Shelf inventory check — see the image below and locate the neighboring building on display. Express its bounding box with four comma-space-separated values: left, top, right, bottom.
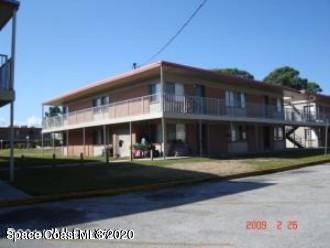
0, 126, 42, 147
0, 0, 19, 180
42, 61, 329, 158
284, 89, 330, 149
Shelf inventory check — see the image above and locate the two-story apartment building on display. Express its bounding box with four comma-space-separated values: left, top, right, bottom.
0, 0, 19, 180
42, 61, 328, 159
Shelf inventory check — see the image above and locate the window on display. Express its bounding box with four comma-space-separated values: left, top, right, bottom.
63, 106, 68, 114
230, 125, 247, 142
93, 129, 103, 145
276, 98, 283, 113
93, 96, 110, 108
149, 83, 161, 101
303, 105, 313, 120
92, 98, 97, 107
101, 96, 110, 105
175, 83, 184, 96
165, 82, 175, 95
274, 127, 284, 141
194, 84, 205, 97
225, 91, 245, 108
167, 124, 176, 142
165, 123, 186, 142
150, 124, 162, 143
176, 123, 186, 142
149, 83, 160, 95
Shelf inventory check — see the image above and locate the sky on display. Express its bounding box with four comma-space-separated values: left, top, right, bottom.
0, 0, 329, 127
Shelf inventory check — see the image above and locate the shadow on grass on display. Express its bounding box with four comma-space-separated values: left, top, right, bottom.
2, 162, 224, 196
0, 174, 274, 238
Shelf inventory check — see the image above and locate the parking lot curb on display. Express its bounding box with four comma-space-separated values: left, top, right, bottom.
0, 159, 328, 208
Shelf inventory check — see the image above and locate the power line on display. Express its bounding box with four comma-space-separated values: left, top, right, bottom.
142, 0, 207, 65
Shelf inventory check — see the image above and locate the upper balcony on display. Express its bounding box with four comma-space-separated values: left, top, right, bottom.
42, 94, 330, 133
42, 94, 162, 132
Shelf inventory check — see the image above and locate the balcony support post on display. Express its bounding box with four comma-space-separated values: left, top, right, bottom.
83, 127, 86, 156
41, 132, 44, 157
199, 119, 203, 157
66, 129, 69, 158
103, 125, 108, 163
160, 63, 164, 113
162, 118, 166, 159
41, 104, 44, 156
52, 132, 55, 156
325, 120, 329, 155
129, 121, 133, 161
255, 124, 259, 151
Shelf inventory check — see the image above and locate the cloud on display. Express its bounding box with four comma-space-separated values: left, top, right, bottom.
0, 116, 41, 127
26, 116, 41, 128
0, 118, 8, 127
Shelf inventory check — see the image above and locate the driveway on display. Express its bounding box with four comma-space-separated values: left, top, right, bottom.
0, 164, 329, 248
0, 180, 30, 201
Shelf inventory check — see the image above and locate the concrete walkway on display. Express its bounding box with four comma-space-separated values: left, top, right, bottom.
0, 180, 30, 201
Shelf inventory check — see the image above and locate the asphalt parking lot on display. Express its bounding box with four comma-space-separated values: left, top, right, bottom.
0, 164, 329, 248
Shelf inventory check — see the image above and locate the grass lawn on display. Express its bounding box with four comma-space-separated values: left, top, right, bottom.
0, 148, 329, 197
245, 150, 330, 169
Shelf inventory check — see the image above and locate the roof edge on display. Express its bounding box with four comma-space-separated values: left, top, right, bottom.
43, 61, 162, 105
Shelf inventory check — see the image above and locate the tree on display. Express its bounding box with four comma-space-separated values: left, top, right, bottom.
306, 82, 322, 94
213, 68, 255, 80
45, 106, 62, 117
263, 66, 322, 94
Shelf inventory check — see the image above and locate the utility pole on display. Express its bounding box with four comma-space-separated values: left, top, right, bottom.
9, 10, 17, 182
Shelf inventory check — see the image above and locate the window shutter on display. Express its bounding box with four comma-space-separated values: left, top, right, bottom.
231, 125, 236, 142
277, 98, 282, 112
241, 93, 246, 108
92, 99, 97, 107
242, 127, 247, 140
148, 84, 154, 95
225, 91, 230, 106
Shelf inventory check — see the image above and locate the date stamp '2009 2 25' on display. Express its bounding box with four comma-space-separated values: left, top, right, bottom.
246, 220, 299, 231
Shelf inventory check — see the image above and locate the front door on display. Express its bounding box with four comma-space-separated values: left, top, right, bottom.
117, 129, 130, 157
263, 126, 271, 150
196, 123, 208, 155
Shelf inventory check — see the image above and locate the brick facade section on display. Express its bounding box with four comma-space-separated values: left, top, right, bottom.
208, 123, 228, 156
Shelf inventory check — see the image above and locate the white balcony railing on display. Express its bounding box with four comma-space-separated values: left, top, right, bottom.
164, 95, 329, 123
164, 94, 284, 120
43, 94, 161, 131
43, 94, 330, 132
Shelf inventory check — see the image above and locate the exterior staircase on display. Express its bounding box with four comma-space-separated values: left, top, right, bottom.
285, 126, 304, 148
